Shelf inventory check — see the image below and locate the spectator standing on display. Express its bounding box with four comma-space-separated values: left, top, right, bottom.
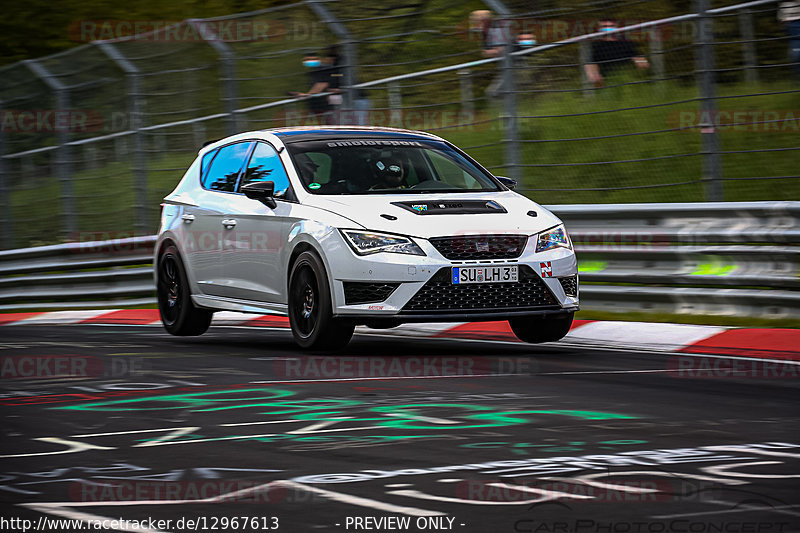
291, 47, 343, 123
471, 10, 511, 98
290, 52, 332, 121
585, 19, 649, 88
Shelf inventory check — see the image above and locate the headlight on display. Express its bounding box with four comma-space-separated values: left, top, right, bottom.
536, 224, 571, 253
341, 230, 425, 256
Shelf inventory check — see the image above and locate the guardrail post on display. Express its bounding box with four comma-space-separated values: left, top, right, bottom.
738, 8, 758, 84
187, 20, 239, 136
695, 0, 723, 202
501, 41, 520, 181
649, 27, 666, 94
388, 82, 402, 127
192, 122, 206, 150
0, 100, 11, 249
96, 42, 150, 235
458, 69, 474, 116
23, 60, 77, 240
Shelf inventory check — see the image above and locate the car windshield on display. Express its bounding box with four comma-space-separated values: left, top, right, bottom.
286, 138, 501, 195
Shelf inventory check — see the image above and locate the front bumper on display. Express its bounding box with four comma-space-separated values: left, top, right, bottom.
327, 232, 578, 321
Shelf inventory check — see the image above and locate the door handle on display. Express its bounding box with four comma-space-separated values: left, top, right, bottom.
222, 219, 237, 229
181, 214, 195, 223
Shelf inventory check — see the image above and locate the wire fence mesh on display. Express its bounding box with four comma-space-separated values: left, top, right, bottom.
0, 0, 797, 250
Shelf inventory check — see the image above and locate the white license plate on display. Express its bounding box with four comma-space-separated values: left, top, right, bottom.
452, 265, 518, 284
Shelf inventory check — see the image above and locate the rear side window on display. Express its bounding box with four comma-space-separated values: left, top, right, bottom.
202, 142, 253, 192
239, 142, 291, 197
200, 148, 217, 181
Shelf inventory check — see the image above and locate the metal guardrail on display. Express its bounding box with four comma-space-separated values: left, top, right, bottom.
4, 202, 799, 318
0, 236, 156, 310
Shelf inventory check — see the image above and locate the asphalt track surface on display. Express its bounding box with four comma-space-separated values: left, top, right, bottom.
1, 324, 798, 533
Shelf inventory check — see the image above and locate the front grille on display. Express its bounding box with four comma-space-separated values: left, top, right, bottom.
343, 282, 400, 305
401, 266, 556, 313
429, 234, 527, 260
559, 276, 578, 297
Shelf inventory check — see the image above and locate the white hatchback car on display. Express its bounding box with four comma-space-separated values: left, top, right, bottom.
155, 126, 578, 349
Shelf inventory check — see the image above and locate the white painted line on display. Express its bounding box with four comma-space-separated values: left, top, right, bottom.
26, 480, 284, 506
281, 480, 445, 516
535, 369, 677, 376
541, 476, 660, 494
652, 502, 800, 519
220, 419, 310, 427
387, 488, 573, 506
0, 437, 113, 458
384, 412, 458, 425
73, 427, 195, 438
702, 460, 800, 479
248, 374, 518, 384
488, 482, 594, 500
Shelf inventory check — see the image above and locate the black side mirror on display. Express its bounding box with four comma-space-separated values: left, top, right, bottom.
495, 176, 517, 190
242, 181, 277, 209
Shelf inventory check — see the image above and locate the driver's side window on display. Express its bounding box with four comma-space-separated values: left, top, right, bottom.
240, 142, 291, 197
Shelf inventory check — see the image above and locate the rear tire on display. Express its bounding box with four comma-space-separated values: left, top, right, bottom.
157, 245, 212, 336
509, 312, 574, 343
288, 251, 354, 350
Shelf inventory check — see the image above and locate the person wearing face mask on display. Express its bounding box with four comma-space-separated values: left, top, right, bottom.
585, 19, 649, 88
290, 52, 333, 120
512, 33, 538, 89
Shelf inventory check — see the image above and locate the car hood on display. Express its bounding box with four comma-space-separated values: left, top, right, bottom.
301, 191, 562, 238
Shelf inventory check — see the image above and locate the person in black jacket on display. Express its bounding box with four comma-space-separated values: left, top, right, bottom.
291, 47, 343, 122
585, 19, 649, 87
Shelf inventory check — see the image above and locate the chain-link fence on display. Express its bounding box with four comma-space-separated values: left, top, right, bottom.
1, 0, 797, 250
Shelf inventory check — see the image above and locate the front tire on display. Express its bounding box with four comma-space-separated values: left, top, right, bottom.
509, 312, 574, 343
157, 245, 212, 336
288, 251, 354, 350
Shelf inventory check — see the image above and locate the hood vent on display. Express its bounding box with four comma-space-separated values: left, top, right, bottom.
391, 200, 506, 215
